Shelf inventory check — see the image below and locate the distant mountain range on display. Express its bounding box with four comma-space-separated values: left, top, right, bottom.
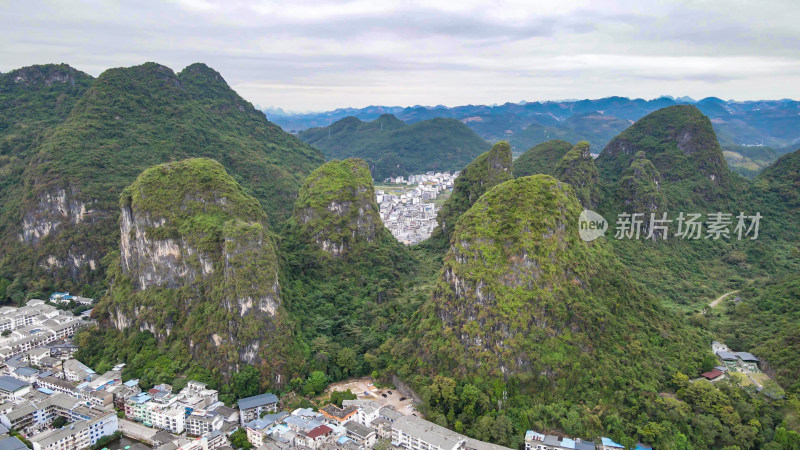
297, 115, 489, 179
268, 96, 800, 162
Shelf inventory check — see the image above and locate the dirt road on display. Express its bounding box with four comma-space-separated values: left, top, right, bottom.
709, 290, 739, 309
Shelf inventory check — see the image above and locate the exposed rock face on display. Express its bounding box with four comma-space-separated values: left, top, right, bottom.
429, 141, 513, 247
96, 158, 290, 373
292, 158, 381, 258
552, 141, 600, 208
419, 175, 705, 382
21, 186, 93, 244
618, 151, 665, 212
597, 105, 729, 205
2, 61, 322, 294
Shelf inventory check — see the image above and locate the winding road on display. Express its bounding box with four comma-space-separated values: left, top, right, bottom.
709, 290, 740, 309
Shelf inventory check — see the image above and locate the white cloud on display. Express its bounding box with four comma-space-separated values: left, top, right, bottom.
1, 0, 798, 111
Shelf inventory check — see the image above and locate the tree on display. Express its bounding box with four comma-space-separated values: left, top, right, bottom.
52, 416, 68, 428
232, 365, 261, 400
330, 389, 357, 407
336, 348, 358, 376
303, 371, 328, 396
229, 428, 253, 449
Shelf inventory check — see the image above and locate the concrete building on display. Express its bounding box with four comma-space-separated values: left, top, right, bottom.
29, 412, 117, 450
238, 393, 278, 426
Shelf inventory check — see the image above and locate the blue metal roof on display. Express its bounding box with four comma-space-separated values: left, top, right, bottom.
238, 392, 278, 410
601, 437, 625, 448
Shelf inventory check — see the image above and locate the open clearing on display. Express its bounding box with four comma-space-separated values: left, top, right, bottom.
324, 377, 416, 415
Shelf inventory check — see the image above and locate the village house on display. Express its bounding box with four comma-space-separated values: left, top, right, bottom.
238, 392, 279, 426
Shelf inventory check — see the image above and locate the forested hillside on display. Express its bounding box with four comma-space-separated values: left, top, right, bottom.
0, 62, 323, 300
297, 114, 489, 179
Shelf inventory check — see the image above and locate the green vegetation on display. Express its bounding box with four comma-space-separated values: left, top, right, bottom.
597, 105, 729, 209
509, 112, 631, 153
513, 140, 573, 177
552, 141, 600, 208
616, 151, 665, 213
723, 145, 780, 178
280, 158, 422, 382
0, 62, 322, 297
715, 275, 800, 394
426, 141, 513, 249
90, 158, 305, 385
229, 428, 253, 449
298, 115, 490, 179
92, 432, 122, 450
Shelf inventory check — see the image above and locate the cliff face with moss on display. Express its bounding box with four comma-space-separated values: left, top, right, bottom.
0, 62, 323, 295
414, 174, 705, 396
291, 159, 381, 258
596, 105, 728, 208
514, 140, 573, 177
552, 141, 600, 208
616, 151, 665, 213
95, 159, 297, 380
428, 141, 513, 248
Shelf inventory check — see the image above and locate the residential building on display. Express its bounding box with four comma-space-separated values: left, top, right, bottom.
391, 414, 465, 450
29, 412, 117, 450
344, 420, 376, 448
736, 352, 760, 371
342, 400, 381, 426
238, 393, 278, 426
319, 404, 357, 425
0, 376, 31, 401
0, 436, 28, 450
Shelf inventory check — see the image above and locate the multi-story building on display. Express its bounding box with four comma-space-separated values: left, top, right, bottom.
391, 415, 465, 450
238, 393, 278, 426
29, 412, 117, 450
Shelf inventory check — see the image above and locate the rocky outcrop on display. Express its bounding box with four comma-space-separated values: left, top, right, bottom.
552, 141, 600, 209
96, 158, 289, 372
618, 151, 665, 212
292, 158, 381, 258
417, 174, 707, 386
514, 140, 573, 178
20, 186, 93, 244
597, 105, 729, 205
429, 141, 513, 247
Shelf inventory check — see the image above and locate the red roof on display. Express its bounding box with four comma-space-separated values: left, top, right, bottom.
701, 369, 723, 380
306, 425, 332, 439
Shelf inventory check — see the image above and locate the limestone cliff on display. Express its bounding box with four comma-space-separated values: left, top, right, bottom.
617, 151, 665, 213
95, 158, 293, 379
596, 105, 729, 207
415, 175, 706, 392
1, 61, 322, 295
291, 158, 382, 258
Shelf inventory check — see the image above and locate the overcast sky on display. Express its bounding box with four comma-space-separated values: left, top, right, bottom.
2, 0, 799, 112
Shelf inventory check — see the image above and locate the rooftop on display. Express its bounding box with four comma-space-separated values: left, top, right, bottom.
238, 392, 278, 410
0, 375, 30, 393
736, 352, 760, 362
305, 424, 333, 439
392, 415, 465, 450
0, 436, 28, 450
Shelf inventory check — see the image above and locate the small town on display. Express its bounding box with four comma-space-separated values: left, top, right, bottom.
0, 292, 676, 450
376, 172, 458, 245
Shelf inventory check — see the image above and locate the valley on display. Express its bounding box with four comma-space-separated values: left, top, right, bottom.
0, 61, 799, 450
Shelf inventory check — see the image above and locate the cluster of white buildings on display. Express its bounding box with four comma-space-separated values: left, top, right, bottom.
0, 365, 118, 450
377, 171, 458, 245
0, 299, 92, 361
240, 397, 513, 450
